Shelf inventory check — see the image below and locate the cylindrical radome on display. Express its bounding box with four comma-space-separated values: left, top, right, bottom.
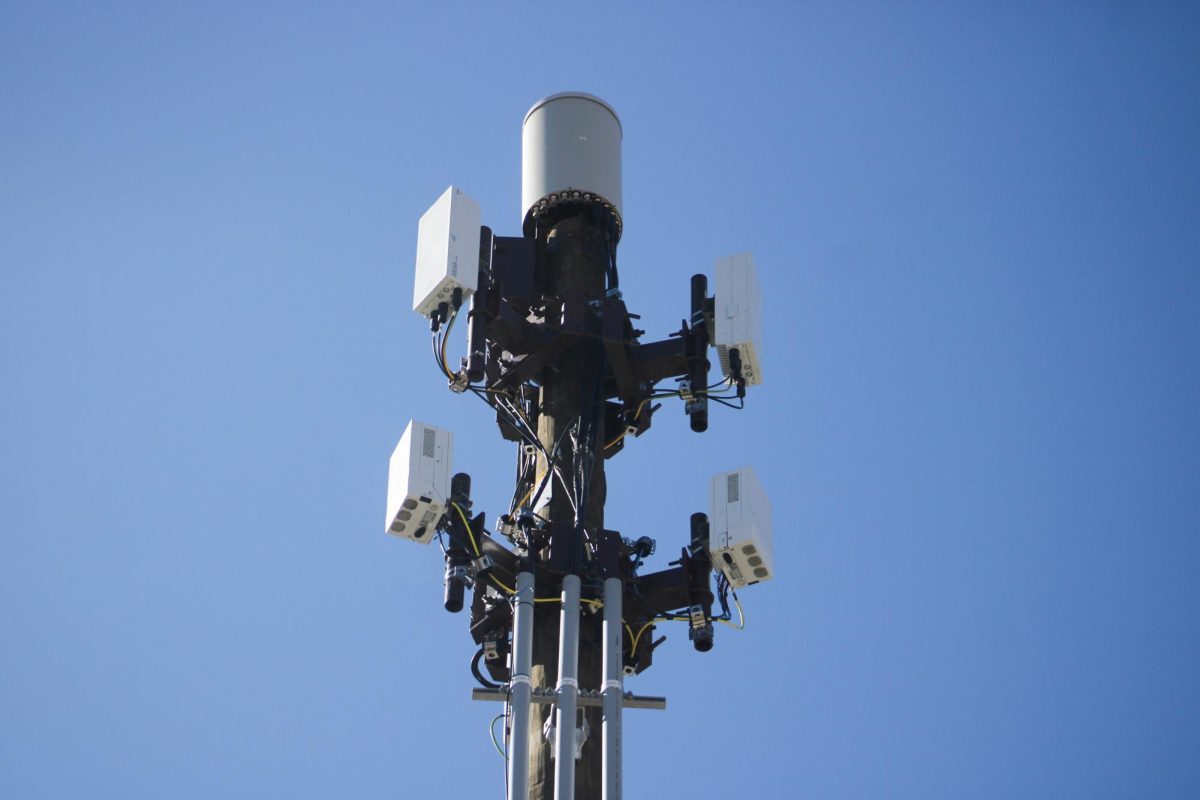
522, 92, 622, 226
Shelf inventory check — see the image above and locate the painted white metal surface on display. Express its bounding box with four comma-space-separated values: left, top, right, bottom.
713, 253, 764, 386
385, 420, 453, 543
413, 186, 481, 318
709, 466, 773, 588
521, 92, 622, 224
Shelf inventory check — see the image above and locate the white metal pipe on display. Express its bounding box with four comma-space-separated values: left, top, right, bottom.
553, 573, 582, 799
508, 570, 535, 800
602, 576, 623, 800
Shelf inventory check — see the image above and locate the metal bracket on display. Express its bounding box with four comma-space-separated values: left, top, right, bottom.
543, 711, 590, 760
471, 686, 666, 710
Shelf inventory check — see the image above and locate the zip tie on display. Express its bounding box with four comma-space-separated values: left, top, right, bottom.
557, 677, 578, 691
510, 674, 532, 687
602, 679, 622, 691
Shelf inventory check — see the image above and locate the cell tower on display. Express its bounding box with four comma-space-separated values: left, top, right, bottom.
385, 93, 771, 800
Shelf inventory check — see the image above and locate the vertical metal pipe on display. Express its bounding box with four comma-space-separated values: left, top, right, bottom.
508, 570, 536, 800
554, 574, 582, 799
466, 227, 492, 383
601, 576, 623, 800
688, 273, 710, 433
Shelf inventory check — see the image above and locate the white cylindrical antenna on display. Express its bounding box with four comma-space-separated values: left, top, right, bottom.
521, 92, 622, 235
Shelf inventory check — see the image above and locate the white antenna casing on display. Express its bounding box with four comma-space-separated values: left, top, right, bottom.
522, 92, 622, 224
709, 466, 773, 588
386, 420, 453, 544
413, 186, 481, 318
713, 253, 764, 386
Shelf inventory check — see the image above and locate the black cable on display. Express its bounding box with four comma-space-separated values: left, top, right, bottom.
471, 648, 501, 689
574, 341, 606, 531
431, 331, 453, 380
714, 571, 733, 621
629, 583, 689, 621
469, 387, 547, 458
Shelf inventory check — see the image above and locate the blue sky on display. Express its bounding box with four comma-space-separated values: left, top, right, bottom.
2, 2, 1198, 797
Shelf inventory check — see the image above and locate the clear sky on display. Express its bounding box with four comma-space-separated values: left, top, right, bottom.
2, 2, 1198, 798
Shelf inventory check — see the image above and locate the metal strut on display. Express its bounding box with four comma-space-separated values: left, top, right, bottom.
602, 577, 623, 800
507, 570, 535, 800
554, 574, 582, 800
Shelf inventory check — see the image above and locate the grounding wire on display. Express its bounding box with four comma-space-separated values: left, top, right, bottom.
490, 713, 506, 758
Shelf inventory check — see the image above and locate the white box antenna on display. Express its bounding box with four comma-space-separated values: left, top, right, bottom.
713, 253, 764, 386
386, 420, 453, 544
413, 186, 481, 318
708, 466, 773, 588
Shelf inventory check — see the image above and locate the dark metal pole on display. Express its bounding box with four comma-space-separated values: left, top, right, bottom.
528, 211, 609, 799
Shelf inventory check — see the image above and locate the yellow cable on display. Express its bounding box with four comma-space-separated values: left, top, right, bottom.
514, 480, 537, 512
629, 619, 660, 656
449, 504, 615, 614
450, 501, 481, 556
604, 380, 737, 452
483, 578, 605, 609
630, 601, 745, 654
604, 396, 653, 450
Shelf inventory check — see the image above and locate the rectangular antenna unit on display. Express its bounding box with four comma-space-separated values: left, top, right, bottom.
713, 253, 764, 385
708, 466, 773, 588
386, 420, 453, 544
413, 186, 482, 318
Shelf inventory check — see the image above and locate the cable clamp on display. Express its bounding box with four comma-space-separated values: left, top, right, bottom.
602, 679, 623, 692
510, 674, 532, 688
471, 554, 495, 576
557, 677, 579, 691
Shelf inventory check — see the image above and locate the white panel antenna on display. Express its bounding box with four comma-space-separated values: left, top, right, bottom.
413, 186, 481, 318
708, 466, 773, 588
386, 420, 453, 544
713, 253, 764, 386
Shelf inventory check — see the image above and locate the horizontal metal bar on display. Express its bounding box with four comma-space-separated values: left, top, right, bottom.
471, 687, 666, 711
